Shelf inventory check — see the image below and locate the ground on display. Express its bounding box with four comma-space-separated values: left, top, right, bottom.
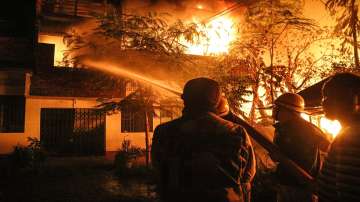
0, 157, 158, 202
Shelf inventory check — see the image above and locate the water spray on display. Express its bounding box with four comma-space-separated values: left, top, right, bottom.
83, 60, 183, 96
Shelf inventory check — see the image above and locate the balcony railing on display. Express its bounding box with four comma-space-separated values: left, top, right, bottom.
41, 0, 104, 18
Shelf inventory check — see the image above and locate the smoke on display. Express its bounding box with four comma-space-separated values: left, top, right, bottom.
122, 0, 244, 22
58, 0, 244, 87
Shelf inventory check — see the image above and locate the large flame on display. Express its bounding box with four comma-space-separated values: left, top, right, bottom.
181, 16, 236, 56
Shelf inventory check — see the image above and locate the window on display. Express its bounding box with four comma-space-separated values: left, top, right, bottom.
0, 96, 25, 132
121, 107, 153, 133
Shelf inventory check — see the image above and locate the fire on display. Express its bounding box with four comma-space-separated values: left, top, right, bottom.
301, 113, 310, 121
181, 16, 236, 56
320, 117, 342, 138
301, 113, 342, 138
197, 4, 204, 9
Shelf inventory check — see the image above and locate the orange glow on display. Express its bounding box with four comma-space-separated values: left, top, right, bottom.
301, 113, 341, 138
38, 35, 67, 66
180, 16, 237, 56
197, 4, 204, 9
301, 113, 310, 121
320, 117, 342, 138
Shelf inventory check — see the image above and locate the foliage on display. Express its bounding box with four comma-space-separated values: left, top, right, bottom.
97, 83, 157, 115
62, 8, 203, 74
96, 12, 200, 55
8, 137, 48, 170
326, 0, 360, 68
114, 139, 145, 176
210, 0, 335, 123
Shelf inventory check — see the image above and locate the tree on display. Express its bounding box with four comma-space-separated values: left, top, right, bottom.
61, 6, 205, 166
62, 10, 202, 74
97, 83, 179, 168
211, 0, 333, 124
326, 0, 360, 68
244, 0, 317, 100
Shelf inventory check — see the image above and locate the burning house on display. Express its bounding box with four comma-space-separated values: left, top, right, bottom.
0, 0, 335, 159
0, 0, 187, 157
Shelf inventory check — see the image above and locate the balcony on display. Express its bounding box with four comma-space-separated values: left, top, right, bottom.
41, 0, 105, 19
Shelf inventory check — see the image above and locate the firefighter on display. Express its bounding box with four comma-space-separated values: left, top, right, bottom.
271, 93, 330, 202
317, 73, 360, 202
216, 95, 256, 202
151, 77, 254, 202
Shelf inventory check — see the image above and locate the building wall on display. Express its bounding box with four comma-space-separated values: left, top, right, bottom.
106, 108, 160, 152
0, 96, 160, 154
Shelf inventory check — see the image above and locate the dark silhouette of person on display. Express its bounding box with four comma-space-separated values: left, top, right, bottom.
216, 95, 256, 202
317, 73, 360, 202
271, 93, 330, 202
151, 77, 254, 202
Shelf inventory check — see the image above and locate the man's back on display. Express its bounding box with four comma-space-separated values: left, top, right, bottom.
318, 125, 360, 202
274, 116, 328, 186
151, 112, 252, 202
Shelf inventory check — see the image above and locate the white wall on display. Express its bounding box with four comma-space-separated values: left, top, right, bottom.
0, 96, 162, 154
106, 108, 161, 152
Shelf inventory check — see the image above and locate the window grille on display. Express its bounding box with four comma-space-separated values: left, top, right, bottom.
0, 96, 25, 133
121, 107, 153, 133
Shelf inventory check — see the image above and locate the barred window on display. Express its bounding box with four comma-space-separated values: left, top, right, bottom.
0, 96, 25, 132
121, 108, 153, 133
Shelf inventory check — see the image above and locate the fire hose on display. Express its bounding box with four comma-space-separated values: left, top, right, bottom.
84, 61, 314, 187
226, 112, 315, 187
158, 87, 315, 187
167, 90, 315, 186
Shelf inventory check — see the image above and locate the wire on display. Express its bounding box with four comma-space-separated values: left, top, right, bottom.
202, 2, 243, 23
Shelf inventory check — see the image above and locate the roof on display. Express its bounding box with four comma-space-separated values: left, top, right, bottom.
298, 77, 331, 108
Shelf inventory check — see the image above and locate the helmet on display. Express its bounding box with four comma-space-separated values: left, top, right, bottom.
274, 93, 305, 112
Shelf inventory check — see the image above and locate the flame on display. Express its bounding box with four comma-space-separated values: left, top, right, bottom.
197, 4, 204, 9
301, 113, 341, 138
38, 35, 67, 66
301, 113, 310, 121
181, 16, 236, 56
320, 117, 342, 138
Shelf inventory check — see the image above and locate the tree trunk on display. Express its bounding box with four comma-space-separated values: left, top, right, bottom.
250, 83, 260, 124
270, 41, 275, 103
144, 110, 150, 168
351, 0, 359, 68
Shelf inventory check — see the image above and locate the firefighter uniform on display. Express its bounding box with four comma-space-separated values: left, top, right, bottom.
272, 93, 330, 202
151, 78, 255, 202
